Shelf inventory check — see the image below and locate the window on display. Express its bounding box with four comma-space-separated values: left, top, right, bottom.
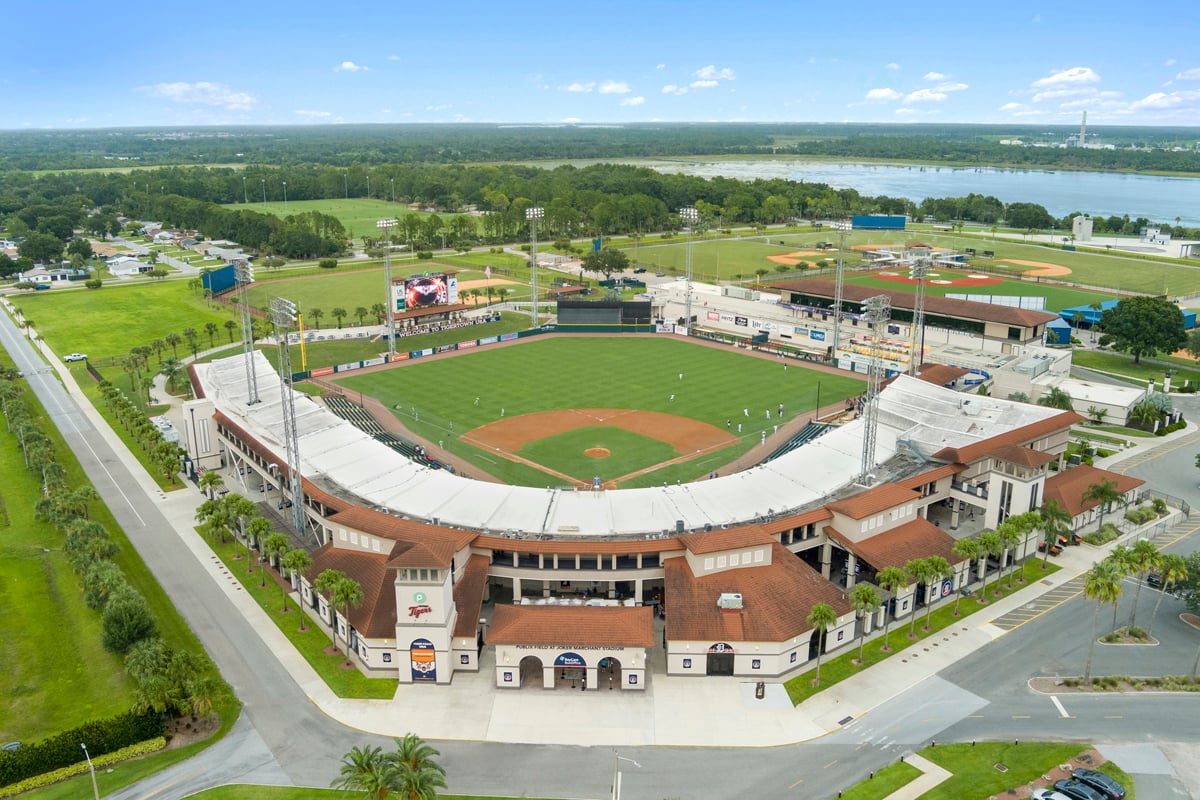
349, 531, 358, 546
1008, 326, 1021, 340
998, 480, 1013, 523
729, 553, 740, 567
716, 555, 727, 569
704, 557, 714, 571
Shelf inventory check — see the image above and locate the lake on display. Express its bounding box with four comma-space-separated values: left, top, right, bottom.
621, 159, 1200, 228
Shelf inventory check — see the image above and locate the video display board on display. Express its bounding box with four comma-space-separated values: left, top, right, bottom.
397, 273, 459, 311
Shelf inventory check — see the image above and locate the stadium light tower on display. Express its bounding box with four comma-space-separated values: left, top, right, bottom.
233, 260, 260, 405
858, 294, 891, 487
377, 218, 399, 361
831, 221, 849, 361
270, 297, 308, 538
681, 207, 699, 332
527, 206, 544, 327
908, 257, 930, 376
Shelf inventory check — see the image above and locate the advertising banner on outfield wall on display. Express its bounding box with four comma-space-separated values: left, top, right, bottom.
499, 333, 519, 342
656, 323, 675, 333
478, 336, 498, 345
458, 340, 477, 350
310, 366, 335, 377
362, 357, 385, 368
336, 361, 361, 372
707, 311, 719, 321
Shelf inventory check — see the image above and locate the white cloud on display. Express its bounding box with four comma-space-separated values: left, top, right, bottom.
904, 88, 947, 104
294, 109, 332, 118
935, 81, 968, 92
334, 61, 368, 72
620, 96, 646, 107
863, 88, 902, 102
387, 55, 400, 61
894, 108, 917, 116
140, 81, 255, 110
1032, 66, 1099, 87
694, 65, 736, 81
885, 62, 900, 71
656, 63, 665, 70
662, 84, 687, 95
1165, 58, 1177, 67
1177, 68, 1200, 81
424, 104, 452, 112
998, 102, 1022, 111
598, 80, 631, 95
1131, 92, 1185, 110
690, 79, 719, 89
563, 81, 595, 93
561, 117, 581, 123
923, 71, 947, 81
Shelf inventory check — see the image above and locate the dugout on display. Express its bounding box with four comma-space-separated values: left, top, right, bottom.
556, 300, 654, 331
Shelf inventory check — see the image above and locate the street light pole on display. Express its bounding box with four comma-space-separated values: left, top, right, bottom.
526, 207, 544, 327
261, 179, 266, 205
242, 175, 247, 204
282, 181, 287, 212
81, 743, 100, 800
391, 178, 395, 204
377, 218, 399, 361
611, 753, 641, 800
344, 172, 348, 199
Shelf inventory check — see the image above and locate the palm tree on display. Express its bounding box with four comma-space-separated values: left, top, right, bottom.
355, 306, 369, 326
331, 744, 395, 800
849, 583, 881, 664
330, 576, 365, 663
261, 532, 291, 587
160, 357, 184, 394
977, 530, 1003, 600
1083, 561, 1123, 685
1148, 553, 1187, 637
204, 321, 219, 347
874, 566, 908, 651
998, 522, 1023, 589
951, 538, 980, 615
921, 556, 953, 632
806, 602, 837, 686
1038, 386, 1074, 411
1106, 547, 1135, 633
224, 494, 259, 560
281, 548, 313, 615
1083, 479, 1123, 530
308, 308, 325, 329
1125, 538, 1162, 631
904, 558, 932, 638
332, 307, 348, 328
198, 470, 224, 499
371, 302, 387, 324
389, 734, 447, 794
1039, 499, 1072, 568
165, 331, 182, 357
246, 516, 272, 575
182, 327, 198, 359
224, 319, 237, 342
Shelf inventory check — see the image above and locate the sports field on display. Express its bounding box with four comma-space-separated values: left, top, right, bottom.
843, 270, 1114, 309
332, 336, 865, 488
221, 198, 463, 242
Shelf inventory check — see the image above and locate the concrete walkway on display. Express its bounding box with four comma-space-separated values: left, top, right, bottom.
14, 307, 1193, 750
883, 754, 952, 800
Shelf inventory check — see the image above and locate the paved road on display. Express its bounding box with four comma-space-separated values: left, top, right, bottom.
5, 302, 1200, 799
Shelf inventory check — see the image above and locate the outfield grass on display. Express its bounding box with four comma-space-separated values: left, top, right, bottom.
836, 760, 923, 800
786, 560, 1059, 705
186, 785, 563, 800
843, 270, 1114, 309
334, 337, 865, 487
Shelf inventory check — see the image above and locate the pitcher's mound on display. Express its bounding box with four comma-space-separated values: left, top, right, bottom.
584, 448, 611, 458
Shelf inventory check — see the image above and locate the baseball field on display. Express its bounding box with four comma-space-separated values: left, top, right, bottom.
332, 336, 865, 489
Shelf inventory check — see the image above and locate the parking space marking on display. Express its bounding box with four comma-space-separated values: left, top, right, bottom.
1051, 696, 1071, 718
989, 575, 1086, 631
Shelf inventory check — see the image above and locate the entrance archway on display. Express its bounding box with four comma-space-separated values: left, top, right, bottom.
518, 655, 543, 689
706, 643, 735, 676
599, 657, 623, 690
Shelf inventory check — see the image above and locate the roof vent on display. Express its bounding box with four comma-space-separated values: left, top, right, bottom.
718, 593, 743, 610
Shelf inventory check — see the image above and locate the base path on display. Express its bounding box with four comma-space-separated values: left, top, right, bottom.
767, 250, 825, 266
996, 259, 1073, 277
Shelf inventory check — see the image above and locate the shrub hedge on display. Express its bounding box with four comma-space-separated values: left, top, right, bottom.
0, 710, 163, 788
0, 738, 165, 797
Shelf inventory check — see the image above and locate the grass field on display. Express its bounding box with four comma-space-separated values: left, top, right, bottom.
1072, 349, 1200, 386
334, 336, 864, 487
843, 269, 1115, 309
520, 426, 678, 481
919, 742, 1136, 800
221, 198, 463, 243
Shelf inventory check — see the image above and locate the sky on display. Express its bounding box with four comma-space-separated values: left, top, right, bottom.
5, 0, 1199, 130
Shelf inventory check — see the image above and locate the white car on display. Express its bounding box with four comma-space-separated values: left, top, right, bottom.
63, 353, 88, 362
1032, 789, 1074, 800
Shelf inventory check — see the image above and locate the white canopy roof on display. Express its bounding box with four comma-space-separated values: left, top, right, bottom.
196, 352, 1062, 538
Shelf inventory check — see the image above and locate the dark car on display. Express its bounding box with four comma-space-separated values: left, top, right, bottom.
1071, 768, 1126, 799
1147, 572, 1161, 589
1053, 778, 1106, 800
632, 267, 647, 274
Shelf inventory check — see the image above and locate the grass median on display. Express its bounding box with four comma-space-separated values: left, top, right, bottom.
786, 560, 1059, 705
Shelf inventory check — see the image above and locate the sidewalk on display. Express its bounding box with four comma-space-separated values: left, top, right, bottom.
28, 323, 1195, 749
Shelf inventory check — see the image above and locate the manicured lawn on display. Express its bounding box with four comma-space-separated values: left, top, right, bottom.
221, 198, 465, 243
334, 337, 865, 487
205, 531, 398, 699
920, 742, 1108, 800
844, 270, 1114, 310
9, 280, 236, 362
836, 760, 922, 800
1072, 349, 1200, 387
519, 426, 678, 481
786, 560, 1059, 705
186, 786, 564, 800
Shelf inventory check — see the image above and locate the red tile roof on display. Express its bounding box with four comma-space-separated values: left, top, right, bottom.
486, 604, 656, 648
664, 542, 850, 642
305, 543, 397, 639
826, 483, 921, 520
472, 535, 684, 556
772, 278, 1060, 327
986, 443, 1057, 469
678, 526, 776, 554
931, 411, 1082, 464
829, 517, 965, 574
451, 554, 490, 638
1043, 465, 1145, 518
894, 463, 965, 490
915, 364, 972, 386
328, 506, 478, 551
